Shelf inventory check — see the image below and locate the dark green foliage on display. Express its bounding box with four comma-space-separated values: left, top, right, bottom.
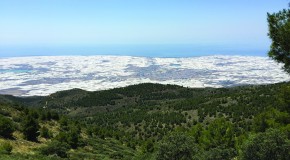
28, 110, 39, 119
0, 142, 13, 154
66, 128, 80, 149
156, 132, 199, 160
282, 84, 290, 113
282, 124, 290, 139
142, 139, 155, 153
40, 141, 70, 158
240, 129, 290, 160
40, 126, 51, 139
21, 115, 40, 141
77, 90, 122, 107
0, 109, 10, 116
199, 118, 235, 149
59, 116, 69, 130
188, 123, 203, 143
196, 146, 236, 160
267, 9, 290, 73
50, 111, 59, 120
253, 108, 290, 132
0, 115, 15, 138
55, 132, 79, 149
109, 152, 124, 159
55, 123, 81, 149
187, 119, 237, 160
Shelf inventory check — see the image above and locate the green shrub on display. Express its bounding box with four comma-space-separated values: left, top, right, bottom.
21, 115, 40, 141
0, 110, 10, 116
110, 152, 124, 159
54, 128, 80, 149
12, 116, 21, 123
0, 142, 13, 154
40, 141, 69, 158
156, 132, 198, 160
142, 139, 155, 153
0, 115, 15, 138
40, 126, 52, 139
195, 146, 236, 160
253, 108, 290, 132
240, 129, 290, 160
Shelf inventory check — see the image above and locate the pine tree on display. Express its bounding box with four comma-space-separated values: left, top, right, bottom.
267, 9, 290, 73
22, 115, 40, 141
0, 115, 15, 138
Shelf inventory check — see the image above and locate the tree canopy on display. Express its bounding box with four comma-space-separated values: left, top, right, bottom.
156, 132, 198, 160
267, 9, 290, 73
0, 115, 14, 138
21, 115, 40, 141
240, 129, 290, 160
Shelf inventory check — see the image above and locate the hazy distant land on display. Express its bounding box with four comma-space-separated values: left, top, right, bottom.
0, 55, 289, 96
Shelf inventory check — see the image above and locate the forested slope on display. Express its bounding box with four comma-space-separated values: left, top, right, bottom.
0, 83, 289, 159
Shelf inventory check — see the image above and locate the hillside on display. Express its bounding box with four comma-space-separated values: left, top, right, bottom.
0, 83, 289, 159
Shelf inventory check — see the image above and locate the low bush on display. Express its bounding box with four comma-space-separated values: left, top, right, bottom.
39, 141, 70, 158
0, 142, 13, 154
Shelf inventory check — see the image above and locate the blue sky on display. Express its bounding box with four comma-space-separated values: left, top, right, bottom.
0, 0, 288, 57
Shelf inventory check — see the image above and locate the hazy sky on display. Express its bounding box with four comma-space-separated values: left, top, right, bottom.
0, 0, 288, 48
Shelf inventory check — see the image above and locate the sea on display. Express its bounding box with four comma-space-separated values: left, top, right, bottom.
0, 44, 268, 58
